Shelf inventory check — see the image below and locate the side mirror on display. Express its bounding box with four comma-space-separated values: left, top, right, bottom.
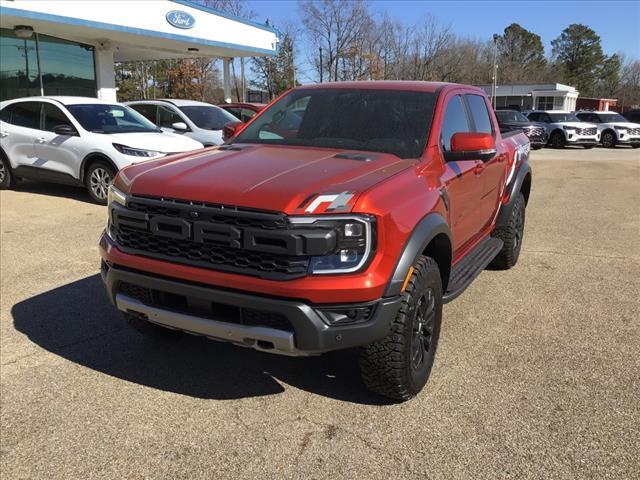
445, 132, 496, 162
222, 120, 244, 141
53, 124, 78, 136
171, 121, 188, 131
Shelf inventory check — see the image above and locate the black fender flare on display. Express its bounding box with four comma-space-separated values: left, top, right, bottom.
384, 213, 452, 297
80, 153, 118, 183
496, 161, 531, 228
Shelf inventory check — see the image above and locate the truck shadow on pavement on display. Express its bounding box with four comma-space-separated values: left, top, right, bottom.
13, 181, 94, 204
12, 274, 392, 405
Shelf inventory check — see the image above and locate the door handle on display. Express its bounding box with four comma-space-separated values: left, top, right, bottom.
0, 131, 8, 138
36, 137, 47, 144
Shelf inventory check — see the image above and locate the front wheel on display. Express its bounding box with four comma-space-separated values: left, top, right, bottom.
85, 161, 115, 204
490, 192, 525, 270
0, 152, 16, 189
359, 256, 443, 401
550, 131, 565, 149
601, 131, 616, 148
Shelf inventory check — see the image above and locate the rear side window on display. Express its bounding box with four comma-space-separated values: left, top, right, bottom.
224, 107, 242, 120
130, 104, 157, 124
10, 102, 41, 129
465, 95, 493, 134
527, 112, 540, 121
42, 103, 72, 132
440, 95, 470, 151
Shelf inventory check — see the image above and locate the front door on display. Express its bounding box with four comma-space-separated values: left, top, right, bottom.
438, 94, 487, 252
34, 102, 84, 179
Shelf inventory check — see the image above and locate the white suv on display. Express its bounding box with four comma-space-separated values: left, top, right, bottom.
525, 110, 600, 149
575, 111, 640, 148
0, 96, 203, 203
126, 99, 238, 147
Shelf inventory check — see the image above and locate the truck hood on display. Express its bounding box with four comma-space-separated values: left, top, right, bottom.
598, 121, 640, 129
118, 144, 412, 214
105, 132, 203, 153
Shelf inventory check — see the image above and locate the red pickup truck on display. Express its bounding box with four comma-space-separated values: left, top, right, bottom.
100, 81, 531, 401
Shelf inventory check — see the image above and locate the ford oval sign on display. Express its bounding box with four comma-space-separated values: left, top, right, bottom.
166, 10, 196, 29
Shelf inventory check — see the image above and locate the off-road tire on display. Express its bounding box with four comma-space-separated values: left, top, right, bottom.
490, 192, 525, 270
550, 131, 565, 149
601, 130, 617, 148
85, 160, 116, 205
359, 256, 443, 401
124, 312, 184, 340
0, 153, 15, 189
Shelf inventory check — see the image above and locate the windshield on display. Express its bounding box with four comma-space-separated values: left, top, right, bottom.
496, 110, 529, 123
598, 113, 627, 123
67, 104, 160, 133
179, 105, 237, 130
232, 88, 438, 159
548, 113, 580, 122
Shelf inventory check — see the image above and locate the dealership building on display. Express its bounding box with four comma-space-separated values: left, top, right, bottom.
0, 0, 279, 102
477, 83, 579, 111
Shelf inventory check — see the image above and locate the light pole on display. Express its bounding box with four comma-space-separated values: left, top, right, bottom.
491, 33, 499, 109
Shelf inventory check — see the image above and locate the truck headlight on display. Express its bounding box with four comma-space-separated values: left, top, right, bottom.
106, 185, 127, 240
290, 215, 375, 274
107, 185, 127, 207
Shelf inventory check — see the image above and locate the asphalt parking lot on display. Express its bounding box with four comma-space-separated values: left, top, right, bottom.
1, 147, 639, 480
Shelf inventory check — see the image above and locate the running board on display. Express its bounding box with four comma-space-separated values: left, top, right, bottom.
443, 237, 503, 303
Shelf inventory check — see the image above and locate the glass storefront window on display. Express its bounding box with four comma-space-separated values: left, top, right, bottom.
38, 34, 96, 97
0, 28, 40, 101
0, 28, 97, 101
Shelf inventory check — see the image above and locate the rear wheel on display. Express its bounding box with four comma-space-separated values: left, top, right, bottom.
85, 160, 115, 204
550, 131, 565, 149
601, 131, 617, 148
359, 256, 443, 401
490, 192, 525, 270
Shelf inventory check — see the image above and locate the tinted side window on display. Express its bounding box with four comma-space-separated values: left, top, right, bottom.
441, 95, 470, 151
527, 112, 540, 121
10, 102, 41, 129
0, 105, 12, 123
466, 94, 493, 134
130, 104, 157, 124
240, 108, 256, 123
43, 103, 72, 132
225, 107, 242, 120
158, 105, 183, 128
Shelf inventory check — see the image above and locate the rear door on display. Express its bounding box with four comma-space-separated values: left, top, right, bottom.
438, 94, 487, 251
33, 102, 85, 179
464, 94, 507, 225
0, 101, 39, 167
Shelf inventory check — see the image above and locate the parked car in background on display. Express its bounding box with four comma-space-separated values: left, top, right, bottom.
622, 110, 640, 123
525, 110, 599, 149
217, 102, 266, 123
101, 81, 532, 401
0, 97, 203, 203
575, 111, 640, 148
495, 109, 548, 149
127, 99, 237, 147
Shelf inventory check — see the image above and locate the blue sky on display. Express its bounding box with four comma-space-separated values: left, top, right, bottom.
248, 0, 640, 60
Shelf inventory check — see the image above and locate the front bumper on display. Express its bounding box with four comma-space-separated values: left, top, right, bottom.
566, 137, 599, 145
528, 134, 548, 147
101, 262, 402, 356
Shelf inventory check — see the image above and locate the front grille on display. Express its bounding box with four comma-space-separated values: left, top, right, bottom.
116, 281, 292, 331
576, 127, 596, 135
112, 196, 312, 280
115, 225, 309, 277
524, 126, 546, 138
627, 127, 640, 135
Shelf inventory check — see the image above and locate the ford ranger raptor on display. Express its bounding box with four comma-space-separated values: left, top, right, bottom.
100, 82, 532, 401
